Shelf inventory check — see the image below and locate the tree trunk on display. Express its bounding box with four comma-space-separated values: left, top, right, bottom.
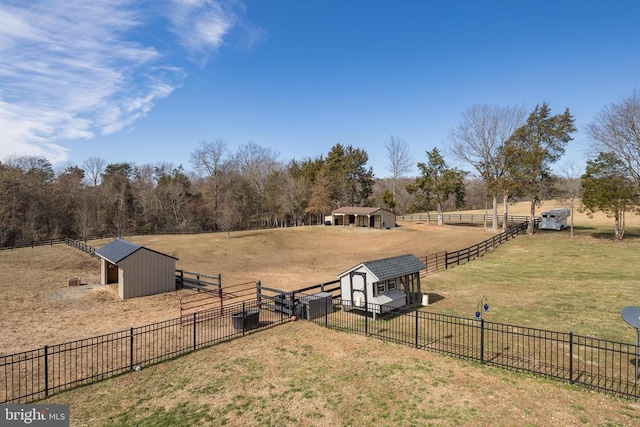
492, 194, 499, 231
614, 209, 625, 240
437, 202, 443, 226
527, 197, 536, 235
502, 193, 509, 232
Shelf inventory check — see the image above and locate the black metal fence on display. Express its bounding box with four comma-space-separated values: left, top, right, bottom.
0, 300, 288, 404
307, 299, 640, 399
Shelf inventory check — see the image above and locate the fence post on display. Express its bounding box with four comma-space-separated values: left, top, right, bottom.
569, 332, 574, 384
325, 299, 329, 328
44, 345, 49, 397
415, 311, 419, 349
242, 302, 246, 336
290, 292, 296, 317
445, 252, 449, 269
256, 281, 262, 309
193, 312, 197, 351
130, 328, 134, 370
364, 292, 369, 336
480, 319, 485, 364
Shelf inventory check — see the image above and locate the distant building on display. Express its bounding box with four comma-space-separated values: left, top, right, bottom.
329, 207, 396, 229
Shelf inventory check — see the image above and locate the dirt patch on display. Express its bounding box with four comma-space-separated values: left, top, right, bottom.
0, 223, 491, 354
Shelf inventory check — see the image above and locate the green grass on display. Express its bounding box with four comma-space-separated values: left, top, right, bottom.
426, 230, 640, 342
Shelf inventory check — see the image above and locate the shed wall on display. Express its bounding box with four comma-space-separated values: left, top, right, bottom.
118, 249, 176, 299
380, 210, 396, 227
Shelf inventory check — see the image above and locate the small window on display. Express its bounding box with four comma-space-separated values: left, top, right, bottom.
376, 282, 386, 295
387, 278, 397, 291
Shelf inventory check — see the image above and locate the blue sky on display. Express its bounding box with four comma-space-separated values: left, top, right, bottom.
1, 1, 639, 178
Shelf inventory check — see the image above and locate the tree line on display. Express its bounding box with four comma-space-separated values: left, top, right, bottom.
2, 92, 639, 245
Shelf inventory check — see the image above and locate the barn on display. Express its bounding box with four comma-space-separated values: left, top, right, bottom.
94, 238, 178, 299
338, 254, 426, 318
330, 207, 396, 228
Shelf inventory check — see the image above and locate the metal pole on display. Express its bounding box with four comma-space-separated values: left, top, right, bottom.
633, 329, 640, 387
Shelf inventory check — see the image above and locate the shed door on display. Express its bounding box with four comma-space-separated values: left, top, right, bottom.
107, 263, 118, 284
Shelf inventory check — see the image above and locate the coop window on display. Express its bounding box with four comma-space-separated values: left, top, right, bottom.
376, 282, 386, 295
387, 279, 397, 291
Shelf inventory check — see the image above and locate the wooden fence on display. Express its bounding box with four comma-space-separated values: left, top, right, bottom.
64, 238, 97, 257
420, 221, 529, 275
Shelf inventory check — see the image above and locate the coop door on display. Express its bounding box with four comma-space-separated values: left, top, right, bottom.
350, 272, 366, 308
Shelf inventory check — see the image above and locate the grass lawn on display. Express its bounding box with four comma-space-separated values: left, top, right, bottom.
425, 231, 640, 342
10, 200, 640, 425
43, 321, 640, 426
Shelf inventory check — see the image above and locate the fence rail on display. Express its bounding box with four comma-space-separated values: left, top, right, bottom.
0, 300, 286, 404
64, 238, 97, 257
397, 213, 532, 224
309, 300, 640, 400
3, 293, 640, 404
421, 221, 528, 275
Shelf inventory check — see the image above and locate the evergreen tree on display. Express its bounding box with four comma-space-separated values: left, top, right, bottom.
581, 152, 640, 240
407, 148, 465, 225
501, 103, 576, 234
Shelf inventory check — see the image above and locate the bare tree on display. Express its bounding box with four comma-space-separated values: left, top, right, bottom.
557, 161, 582, 238
449, 104, 526, 230
586, 90, 640, 186
385, 135, 413, 210
235, 141, 281, 227
83, 156, 106, 186
217, 192, 241, 239
190, 139, 229, 178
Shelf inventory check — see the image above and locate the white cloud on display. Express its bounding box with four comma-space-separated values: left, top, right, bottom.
0, 0, 246, 164
167, 0, 235, 62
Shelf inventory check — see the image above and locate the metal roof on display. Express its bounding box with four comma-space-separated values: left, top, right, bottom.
332, 206, 394, 216
94, 238, 178, 264
340, 254, 426, 281
95, 239, 142, 264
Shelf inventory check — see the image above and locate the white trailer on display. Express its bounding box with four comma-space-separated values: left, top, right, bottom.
538, 208, 571, 230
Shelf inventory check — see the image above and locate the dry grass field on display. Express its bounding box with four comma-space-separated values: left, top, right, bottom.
0, 222, 491, 355
6, 201, 640, 425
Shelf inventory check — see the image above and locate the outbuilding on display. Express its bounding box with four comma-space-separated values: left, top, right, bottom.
95, 238, 178, 299
330, 207, 396, 228
338, 254, 426, 318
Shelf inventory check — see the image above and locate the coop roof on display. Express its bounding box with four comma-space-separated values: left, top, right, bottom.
339, 254, 426, 281
95, 238, 177, 264
332, 206, 394, 216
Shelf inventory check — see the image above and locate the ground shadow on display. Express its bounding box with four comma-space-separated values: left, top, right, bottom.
426, 293, 445, 304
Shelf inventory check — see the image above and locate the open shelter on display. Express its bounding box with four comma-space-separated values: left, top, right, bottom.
95, 238, 178, 299
330, 207, 396, 228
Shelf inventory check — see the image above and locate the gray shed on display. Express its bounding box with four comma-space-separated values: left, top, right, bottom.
339, 254, 426, 317
95, 238, 178, 299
